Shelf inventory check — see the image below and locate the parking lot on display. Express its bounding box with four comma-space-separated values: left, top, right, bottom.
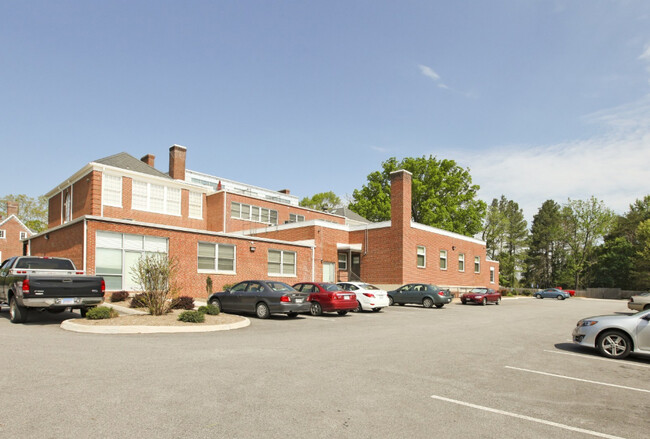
0, 297, 647, 439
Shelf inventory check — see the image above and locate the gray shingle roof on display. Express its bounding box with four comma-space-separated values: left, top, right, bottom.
332, 207, 371, 224
94, 152, 170, 179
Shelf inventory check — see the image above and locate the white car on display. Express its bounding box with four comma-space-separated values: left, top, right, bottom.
336, 282, 390, 312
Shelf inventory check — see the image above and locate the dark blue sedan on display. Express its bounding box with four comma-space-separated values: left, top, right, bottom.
534, 288, 570, 300
208, 280, 310, 319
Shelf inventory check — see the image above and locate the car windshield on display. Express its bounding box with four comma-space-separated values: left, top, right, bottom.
361, 284, 379, 290
469, 288, 487, 293
322, 283, 342, 292
266, 282, 294, 292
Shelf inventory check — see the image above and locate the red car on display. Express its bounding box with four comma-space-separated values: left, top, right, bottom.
292, 282, 358, 316
460, 288, 502, 305
556, 287, 576, 297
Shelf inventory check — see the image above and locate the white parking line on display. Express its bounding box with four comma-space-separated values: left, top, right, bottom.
430, 395, 626, 439
544, 349, 650, 369
505, 366, 650, 393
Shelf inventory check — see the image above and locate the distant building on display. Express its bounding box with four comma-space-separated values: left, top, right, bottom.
0, 202, 34, 261
26, 145, 498, 295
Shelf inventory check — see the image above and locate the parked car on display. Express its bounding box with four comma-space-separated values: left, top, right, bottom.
336, 282, 390, 312
573, 309, 650, 359
208, 280, 310, 319
555, 287, 576, 297
387, 283, 452, 308
460, 288, 501, 305
0, 256, 105, 323
628, 292, 650, 312
534, 288, 570, 300
293, 282, 357, 316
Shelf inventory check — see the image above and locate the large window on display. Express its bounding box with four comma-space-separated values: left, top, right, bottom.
289, 213, 305, 223
189, 191, 203, 219
132, 180, 181, 216
95, 231, 168, 291
231, 202, 278, 225
268, 250, 296, 276
102, 174, 122, 207
63, 192, 72, 223
197, 242, 236, 273
417, 246, 426, 268
474, 256, 481, 273
439, 250, 447, 270
458, 253, 465, 272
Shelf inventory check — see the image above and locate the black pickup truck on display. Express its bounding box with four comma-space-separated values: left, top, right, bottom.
0, 256, 105, 323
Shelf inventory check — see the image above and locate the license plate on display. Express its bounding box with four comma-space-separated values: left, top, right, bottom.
61, 298, 75, 305
344, 295, 350, 299
295, 298, 304, 303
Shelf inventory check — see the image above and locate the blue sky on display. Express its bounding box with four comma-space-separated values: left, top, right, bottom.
2, 1, 650, 223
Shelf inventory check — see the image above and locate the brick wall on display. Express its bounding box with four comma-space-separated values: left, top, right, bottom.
29, 221, 85, 269
0, 217, 31, 260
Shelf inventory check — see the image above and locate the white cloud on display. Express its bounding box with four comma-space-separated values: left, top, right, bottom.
639, 44, 650, 61
418, 64, 441, 81
456, 95, 650, 223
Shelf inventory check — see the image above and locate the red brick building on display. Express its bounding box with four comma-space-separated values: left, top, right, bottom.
26, 145, 499, 297
0, 202, 33, 262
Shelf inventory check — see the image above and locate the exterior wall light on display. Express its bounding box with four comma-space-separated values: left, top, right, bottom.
250, 246, 256, 252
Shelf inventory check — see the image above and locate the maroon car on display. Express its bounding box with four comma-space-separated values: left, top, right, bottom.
293, 282, 357, 316
460, 288, 501, 305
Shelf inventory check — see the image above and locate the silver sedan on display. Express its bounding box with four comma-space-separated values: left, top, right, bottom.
573, 309, 650, 359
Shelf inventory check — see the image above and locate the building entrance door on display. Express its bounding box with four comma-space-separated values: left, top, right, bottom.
323, 262, 335, 282
351, 253, 361, 280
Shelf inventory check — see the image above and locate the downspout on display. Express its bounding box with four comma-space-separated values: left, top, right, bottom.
311, 246, 315, 282
223, 191, 227, 232
83, 218, 87, 273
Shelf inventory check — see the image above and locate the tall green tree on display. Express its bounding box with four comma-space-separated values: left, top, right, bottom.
524, 200, 566, 288
0, 194, 48, 233
499, 199, 528, 287
632, 219, 650, 289
349, 156, 486, 236
299, 191, 342, 211
561, 197, 614, 289
482, 197, 508, 260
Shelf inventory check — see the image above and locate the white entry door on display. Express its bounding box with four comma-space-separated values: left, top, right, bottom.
322, 262, 335, 282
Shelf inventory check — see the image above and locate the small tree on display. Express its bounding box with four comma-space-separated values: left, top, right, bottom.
130, 253, 179, 316
206, 276, 213, 297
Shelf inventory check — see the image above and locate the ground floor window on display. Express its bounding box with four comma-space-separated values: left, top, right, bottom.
490, 266, 495, 283
439, 250, 447, 270
417, 246, 426, 268
268, 250, 296, 276
474, 256, 481, 273
197, 242, 236, 274
338, 253, 348, 270
458, 253, 465, 272
95, 231, 168, 291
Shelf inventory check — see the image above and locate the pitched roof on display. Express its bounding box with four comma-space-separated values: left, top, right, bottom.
0, 214, 34, 234
331, 207, 371, 224
93, 152, 170, 179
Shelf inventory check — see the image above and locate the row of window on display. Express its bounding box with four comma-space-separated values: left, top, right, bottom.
102, 174, 203, 219
0, 230, 27, 240
416, 246, 481, 273
231, 202, 279, 225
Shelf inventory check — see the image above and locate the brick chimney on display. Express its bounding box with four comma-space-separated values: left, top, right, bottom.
141, 154, 155, 167
169, 145, 187, 180
6, 201, 19, 217
278, 189, 291, 194
390, 170, 412, 230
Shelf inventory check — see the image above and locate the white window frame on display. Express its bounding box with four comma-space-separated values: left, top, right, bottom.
63, 192, 72, 223
490, 266, 495, 283
458, 253, 465, 272
19, 231, 27, 240
197, 242, 236, 274
474, 256, 481, 273
0, 230, 5, 239
417, 246, 426, 268
439, 250, 448, 270
338, 253, 348, 270
189, 191, 203, 219
102, 174, 123, 207
268, 249, 297, 277
231, 202, 278, 225
131, 180, 181, 216
289, 213, 305, 223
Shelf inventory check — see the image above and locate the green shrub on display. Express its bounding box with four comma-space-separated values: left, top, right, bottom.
130, 293, 148, 308
172, 296, 195, 310
86, 306, 119, 320
198, 304, 220, 315
110, 291, 130, 302
178, 310, 205, 323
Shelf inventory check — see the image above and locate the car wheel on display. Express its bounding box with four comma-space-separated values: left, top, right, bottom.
495, 297, 501, 305
337, 310, 348, 316
209, 298, 222, 312
482, 298, 487, 306
644, 304, 650, 311
9, 297, 28, 323
422, 297, 434, 308
461, 300, 467, 305
556, 295, 565, 300
597, 330, 632, 359
535, 294, 542, 299
287, 312, 298, 318
398, 303, 405, 306
388, 296, 394, 306
80, 307, 93, 318
310, 302, 322, 316
255, 302, 270, 319
435, 304, 444, 309
353, 301, 362, 312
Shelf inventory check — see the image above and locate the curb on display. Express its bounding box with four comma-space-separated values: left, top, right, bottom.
60, 316, 250, 334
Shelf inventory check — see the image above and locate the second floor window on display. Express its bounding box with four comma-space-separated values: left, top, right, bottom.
132, 181, 181, 216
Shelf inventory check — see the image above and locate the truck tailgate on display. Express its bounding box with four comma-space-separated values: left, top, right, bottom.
27, 276, 104, 298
